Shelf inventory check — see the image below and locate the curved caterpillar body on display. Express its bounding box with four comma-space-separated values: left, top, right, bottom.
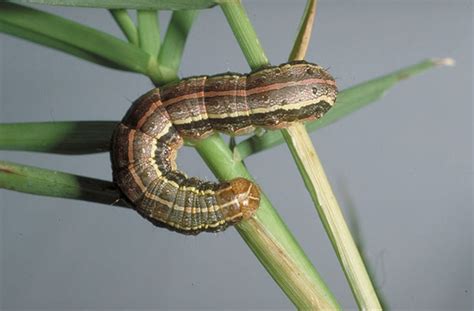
111, 60, 337, 234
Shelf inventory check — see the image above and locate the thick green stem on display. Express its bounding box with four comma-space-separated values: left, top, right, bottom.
282, 125, 382, 310
0, 122, 116, 154
0, 160, 127, 208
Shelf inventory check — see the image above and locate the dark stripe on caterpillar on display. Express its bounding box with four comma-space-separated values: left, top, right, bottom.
111, 60, 337, 234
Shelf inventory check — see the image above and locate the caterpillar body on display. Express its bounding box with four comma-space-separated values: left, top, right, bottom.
111, 60, 337, 234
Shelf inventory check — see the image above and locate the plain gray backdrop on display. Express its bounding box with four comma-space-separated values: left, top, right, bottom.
1, 1, 472, 310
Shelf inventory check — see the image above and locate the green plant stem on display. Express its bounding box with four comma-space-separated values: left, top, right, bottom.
0, 122, 116, 154
109, 9, 138, 45
220, 1, 268, 69
194, 135, 340, 309
136, 9, 165, 84
283, 125, 382, 310
0, 3, 150, 74
288, 0, 317, 61
137, 9, 160, 57
158, 10, 198, 75
0, 21, 125, 71
347, 207, 389, 309
234, 58, 453, 160
0, 160, 127, 208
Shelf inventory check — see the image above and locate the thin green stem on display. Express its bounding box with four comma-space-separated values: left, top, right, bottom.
158, 10, 198, 75
137, 9, 160, 57
0, 3, 150, 73
288, 0, 317, 61
109, 9, 138, 45
283, 125, 382, 310
135, 9, 165, 84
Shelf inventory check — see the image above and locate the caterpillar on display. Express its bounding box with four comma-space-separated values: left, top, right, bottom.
111, 60, 337, 234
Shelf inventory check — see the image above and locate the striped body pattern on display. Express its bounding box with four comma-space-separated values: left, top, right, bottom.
111, 60, 337, 234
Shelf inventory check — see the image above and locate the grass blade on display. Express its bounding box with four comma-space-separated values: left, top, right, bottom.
0, 122, 116, 154
234, 58, 454, 160
109, 9, 138, 45
220, 1, 268, 69
0, 160, 127, 208
347, 206, 389, 309
0, 21, 127, 71
158, 10, 198, 75
282, 125, 382, 309
137, 10, 160, 57
288, 0, 317, 61
6, 0, 218, 10
0, 3, 151, 74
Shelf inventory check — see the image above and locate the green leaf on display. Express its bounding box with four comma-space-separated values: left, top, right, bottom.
0, 160, 127, 207
137, 10, 160, 57
109, 9, 139, 45
0, 21, 125, 71
5, 0, 218, 10
0, 122, 117, 154
158, 10, 198, 75
220, 1, 268, 70
234, 58, 453, 160
0, 3, 151, 74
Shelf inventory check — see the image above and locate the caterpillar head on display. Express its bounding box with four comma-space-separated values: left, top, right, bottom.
247, 61, 338, 128
216, 178, 260, 223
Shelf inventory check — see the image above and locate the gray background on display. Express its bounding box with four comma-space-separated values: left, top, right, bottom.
1, 0, 472, 310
